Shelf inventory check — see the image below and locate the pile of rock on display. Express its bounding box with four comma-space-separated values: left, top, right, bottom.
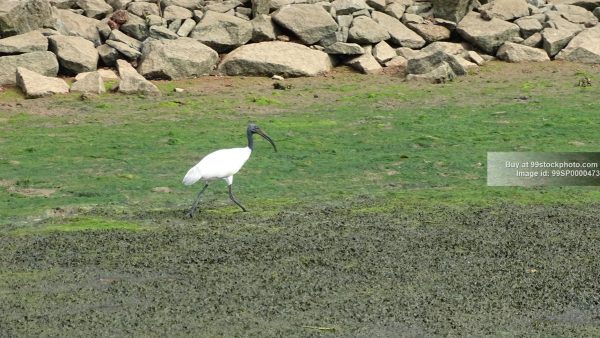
1, 0, 600, 97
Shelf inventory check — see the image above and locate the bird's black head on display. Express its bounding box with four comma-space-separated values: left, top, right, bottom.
246, 123, 277, 152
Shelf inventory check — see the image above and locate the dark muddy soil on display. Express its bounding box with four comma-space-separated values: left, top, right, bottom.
1, 203, 600, 337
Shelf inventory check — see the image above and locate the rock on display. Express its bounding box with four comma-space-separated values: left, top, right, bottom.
48, 35, 98, 75
138, 38, 219, 79
70, 71, 105, 94
371, 11, 426, 48
177, 18, 196, 37
594, 7, 600, 20
146, 15, 166, 27
272, 5, 338, 44
522, 32, 543, 47
97, 19, 112, 40
51, 8, 102, 45
110, 9, 128, 25
96, 44, 119, 66
191, 11, 253, 52
0, 31, 48, 54
109, 30, 142, 50
127, 2, 160, 17
204, 1, 242, 13
456, 12, 520, 54
547, 0, 600, 11
106, 0, 132, 10
384, 3, 406, 20
120, 14, 149, 40
420, 42, 469, 58
251, 14, 278, 42
467, 50, 485, 65
116, 59, 160, 95
331, 0, 369, 15
0, 51, 59, 85
541, 27, 579, 56
515, 17, 544, 38
396, 47, 420, 59
348, 16, 390, 44
164, 5, 193, 21
16, 67, 68, 98
384, 55, 407, 67
76, 68, 119, 81
405, 2, 432, 14
406, 50, 468, 76
106, 39, 141, 59
76, 0, 113, 19
149, 25, 180, 39
366, 0, 386, 11
431, 0, 474, 23
555, 25, 600, 63
163, 0, 203, 10
252, 0, 271, 17
372, 40, 396, 63
407, 22, 452, 42
50, 0, 77, 9
346, 47, 383, 73
0, 0, 54, 37
479, 0, 529, 21
403, 13, 425, 24
552, 4, 598, 26
218, 41, 333, 77
496, 41, 551, 61
323, 41, 364, 54
407, 62, 456, 82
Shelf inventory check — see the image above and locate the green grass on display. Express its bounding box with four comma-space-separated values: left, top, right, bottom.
1, 66, 599, 226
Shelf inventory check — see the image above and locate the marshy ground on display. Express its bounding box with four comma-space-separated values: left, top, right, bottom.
1, 62, 599, 336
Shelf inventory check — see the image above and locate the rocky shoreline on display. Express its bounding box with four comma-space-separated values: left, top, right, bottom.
1, 0, 599, 97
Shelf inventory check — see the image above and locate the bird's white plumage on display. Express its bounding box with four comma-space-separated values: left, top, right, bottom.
183, 147, 252, 186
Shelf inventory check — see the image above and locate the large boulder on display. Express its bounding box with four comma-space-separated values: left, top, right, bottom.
546, 0, 600, 11
48, 35, 98, 74
116, 59, 160, 95
120, 14, 149, 40
346, 48, 383, 74
407, 22, 452, 42
0, 31, 48, 54
371, 11, 426, 48
555, 26, 600, 63
138, 38, 219, 79
127, 2, 160, 17
406, 50, 468, 76
76, 0, 113, 19
163, 0, 202, 10
251, 14, 278, 42
479, 0, 529, 21
70, 71, 106, 94
456, 12, 520, 54
51, 8, 102, 45
552, 4, 598, 26
0, 51, 58, 85
348, 16, 390, 44
218, 41, 333, 77
331, 0, 370, 15
496, 41, 551, 62
0, 0, 54, 38
431, 0, 474, 23
272, 4, 338, 44
190, 11, 252, 52
16, 67, 69, 98
163, 5, 193, 21
323, 42, 364, 55
541, 27, 580, 56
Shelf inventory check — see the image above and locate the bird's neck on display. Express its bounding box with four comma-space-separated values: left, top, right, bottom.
247, 129, 254, 151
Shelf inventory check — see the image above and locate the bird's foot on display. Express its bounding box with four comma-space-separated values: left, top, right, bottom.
186, 208, 198, 218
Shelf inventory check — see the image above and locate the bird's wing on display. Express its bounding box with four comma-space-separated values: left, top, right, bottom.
183, 147, 251, 185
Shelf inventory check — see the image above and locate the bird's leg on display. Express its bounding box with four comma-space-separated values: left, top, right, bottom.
228, 185, 247, 212
186, 183, 209, 218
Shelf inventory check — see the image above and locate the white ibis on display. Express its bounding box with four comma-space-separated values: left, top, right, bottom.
182, 123, 277, 217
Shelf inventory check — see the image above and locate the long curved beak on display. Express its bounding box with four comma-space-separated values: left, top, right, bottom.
256, 129, 277, 152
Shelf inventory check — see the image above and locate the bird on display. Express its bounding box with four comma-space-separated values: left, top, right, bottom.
182, 123, 277, 217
